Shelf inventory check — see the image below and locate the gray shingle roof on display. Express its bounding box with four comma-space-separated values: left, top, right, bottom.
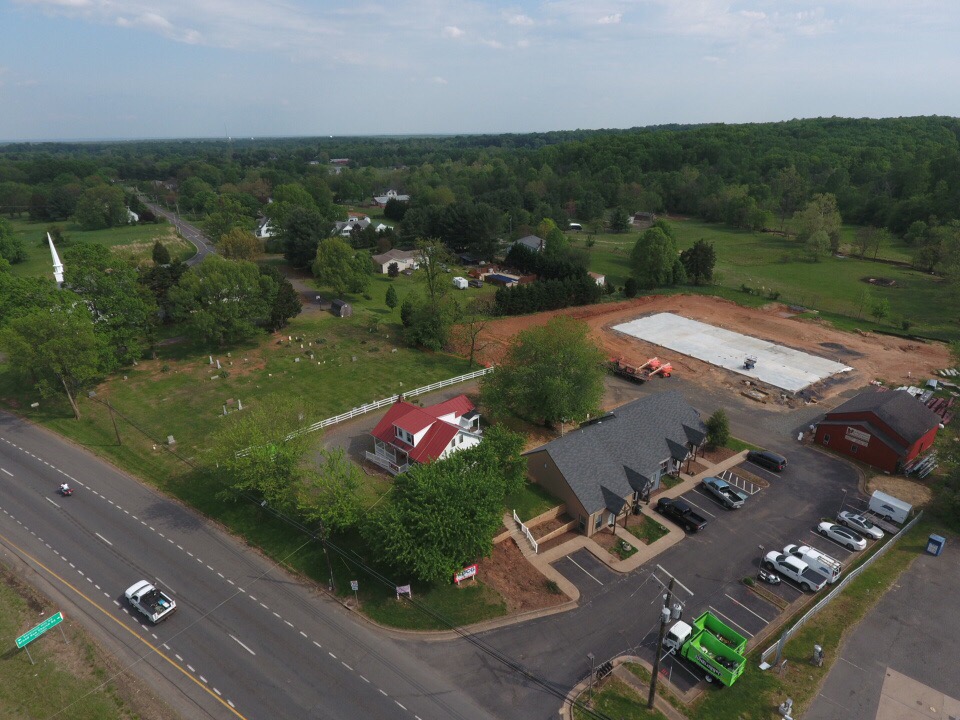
514, 235, 544, 252
527, 391, 706, 515
826, 389, 941, 445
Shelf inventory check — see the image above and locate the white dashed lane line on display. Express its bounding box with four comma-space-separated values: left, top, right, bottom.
1, 468, 13, 477
95, 532, 113, 546
230, 634, 256, 656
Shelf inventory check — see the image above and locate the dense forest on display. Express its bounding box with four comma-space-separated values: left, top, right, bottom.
2, 116, 960, 238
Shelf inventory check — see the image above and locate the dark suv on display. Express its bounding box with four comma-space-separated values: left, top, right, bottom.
747, 450, 787, 472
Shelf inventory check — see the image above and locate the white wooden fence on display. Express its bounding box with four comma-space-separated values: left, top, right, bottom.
236, 366, 494, 457
760, 510, 923, 667
291, 366, 494, 438
513, 509, 539, 554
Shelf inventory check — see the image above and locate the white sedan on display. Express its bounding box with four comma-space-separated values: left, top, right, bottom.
817, 522, 867, 551
837, 511, 884, 540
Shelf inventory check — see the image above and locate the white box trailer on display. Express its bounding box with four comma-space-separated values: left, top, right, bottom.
868, 490, 912, 524
452, 276, 468, 290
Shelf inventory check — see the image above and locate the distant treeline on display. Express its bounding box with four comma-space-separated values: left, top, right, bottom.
3, 116, 960, 246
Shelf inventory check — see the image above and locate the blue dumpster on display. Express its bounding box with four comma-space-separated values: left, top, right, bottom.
926, 534, 946, 556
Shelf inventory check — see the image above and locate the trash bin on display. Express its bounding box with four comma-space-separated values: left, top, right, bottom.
926, 534, 946, 556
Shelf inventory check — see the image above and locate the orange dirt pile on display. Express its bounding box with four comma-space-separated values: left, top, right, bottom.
455, 295, 950, 404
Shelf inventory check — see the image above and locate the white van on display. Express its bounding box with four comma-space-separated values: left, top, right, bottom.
568, 222, 583, 232
784, 544, 842, 584
868, 490, 912, 524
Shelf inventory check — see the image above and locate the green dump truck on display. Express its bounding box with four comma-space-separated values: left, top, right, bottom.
662, 611, 747, 687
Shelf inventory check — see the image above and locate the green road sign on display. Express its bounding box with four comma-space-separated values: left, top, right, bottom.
16, 612, 63, 649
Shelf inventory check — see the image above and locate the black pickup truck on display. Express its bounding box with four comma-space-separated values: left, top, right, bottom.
655, 497, 708, 532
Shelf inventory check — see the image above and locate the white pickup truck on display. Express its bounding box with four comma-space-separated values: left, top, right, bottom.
763, 551, 828, 592
125, 580, 177, 623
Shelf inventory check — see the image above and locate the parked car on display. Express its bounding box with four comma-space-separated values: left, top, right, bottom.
837, 511, 884, 540
763, 552, 828, 592
701, 477, 749, 509
817, 522, 867, 551
655, 497, 708, 533
746, 450, 787, 472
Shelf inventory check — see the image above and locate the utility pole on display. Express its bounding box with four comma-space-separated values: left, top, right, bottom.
648, 577, 674, 709
316, 521, 335, 593
106, 400, 121, 446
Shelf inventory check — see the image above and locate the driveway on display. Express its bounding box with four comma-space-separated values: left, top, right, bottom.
805, 545, 960, 720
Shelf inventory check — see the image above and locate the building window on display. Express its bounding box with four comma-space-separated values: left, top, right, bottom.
822, 434, 830, 444
594, 514, 602, 531
851, 445, 858, 454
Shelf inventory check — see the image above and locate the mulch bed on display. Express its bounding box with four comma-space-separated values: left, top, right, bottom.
476, 539, 569, 612
538, 531, 580, 553
684, 460, 709, 475
532, 513, 572, 540
701, 446, 737, 463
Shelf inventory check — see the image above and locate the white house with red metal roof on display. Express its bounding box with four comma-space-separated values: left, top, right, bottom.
365, 395, 481, 475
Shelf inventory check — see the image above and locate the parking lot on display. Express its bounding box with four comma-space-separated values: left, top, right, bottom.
549, 443, 872, 696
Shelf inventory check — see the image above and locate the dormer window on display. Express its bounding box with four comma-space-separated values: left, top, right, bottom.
395, 426, 414, 444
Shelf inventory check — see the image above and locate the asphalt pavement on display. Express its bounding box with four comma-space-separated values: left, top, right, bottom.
805, 545, 960, 720
142, 199, 215, 265
0, 412, 497, 720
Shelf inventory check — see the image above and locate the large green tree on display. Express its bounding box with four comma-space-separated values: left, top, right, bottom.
482, 316, 605, 426
312, 237, 370, 297
794, 193, 842, 251
362, 425, 525, 583
0, 304, 103, 419
282, 206, 325, 269
295, 448, 362, 535
630, 226, 684, 289
0, 218, 26, 264
209, 396, 311, 510
679, 239, 716, 285
74, 185, 127, 230
219, 227, 263, 261
259, 265, 303, 331
64, 243, 157, 368
170, 255, 276, 346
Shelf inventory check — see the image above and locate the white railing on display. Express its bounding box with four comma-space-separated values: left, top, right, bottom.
760, 509, 923, 667
292, 366, 494, 438
513, 509, 539, 554
364, 451, 409, 475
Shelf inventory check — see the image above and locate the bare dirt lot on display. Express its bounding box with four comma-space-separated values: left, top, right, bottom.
458, 295, 950, 405
477, 539, 568, 613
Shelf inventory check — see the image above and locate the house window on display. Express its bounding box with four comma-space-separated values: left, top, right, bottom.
822, 434, 830, 444
594, 514, 602, 531
608, 512, 616, 527
394, 427, 413, 444
659, 459, 669, 473
850, 445, 858, 454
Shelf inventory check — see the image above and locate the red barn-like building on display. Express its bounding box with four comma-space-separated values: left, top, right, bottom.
814, 389, 940, 473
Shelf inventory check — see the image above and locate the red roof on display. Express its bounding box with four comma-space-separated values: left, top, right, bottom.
369, 395, 476, 465
425, 394, 474, 419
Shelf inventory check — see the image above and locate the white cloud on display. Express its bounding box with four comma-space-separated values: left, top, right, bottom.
432, 76, 448, 84
507, 13, 533, 26
596, 13, 621, 25
442, 25, 464, 38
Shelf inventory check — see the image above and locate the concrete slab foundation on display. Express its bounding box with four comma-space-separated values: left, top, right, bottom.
612, 312, 853, 393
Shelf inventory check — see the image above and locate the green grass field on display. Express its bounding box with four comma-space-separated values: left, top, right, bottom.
0, 565, 158, 720
582, 220, 957, 341
6, 218, 194, 276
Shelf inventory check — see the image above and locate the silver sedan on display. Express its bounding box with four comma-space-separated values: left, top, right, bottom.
837, 511, 884, 540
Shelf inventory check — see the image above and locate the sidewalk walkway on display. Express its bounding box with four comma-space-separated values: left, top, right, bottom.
536, 450, 748, 575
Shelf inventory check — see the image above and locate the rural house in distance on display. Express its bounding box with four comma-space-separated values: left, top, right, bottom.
524, 391, 707, 537
367, 395, 482, 475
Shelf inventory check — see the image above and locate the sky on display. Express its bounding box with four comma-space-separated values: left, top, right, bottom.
1, 0, 959, 141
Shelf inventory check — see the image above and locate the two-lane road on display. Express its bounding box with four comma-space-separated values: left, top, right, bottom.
142, 199, 215, 265
0, 412, 497, 720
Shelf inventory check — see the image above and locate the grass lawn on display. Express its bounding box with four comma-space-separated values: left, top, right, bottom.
0, 564, 157, 720
628, 516, 669, 545
506, 481, 561, 522
573, 677, 668, 720
691, 519, 942, 720
725, 436, 760, 453
583, 220, 958, 342
6, 218, 193, 277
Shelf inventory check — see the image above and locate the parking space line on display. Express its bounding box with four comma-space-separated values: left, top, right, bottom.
807, 530, 856, 554
678, 496, 715, 518
723, 594, 771, 624
692, 488, 728, 510
708, 605, 753, 637
567, 557, 604, 586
